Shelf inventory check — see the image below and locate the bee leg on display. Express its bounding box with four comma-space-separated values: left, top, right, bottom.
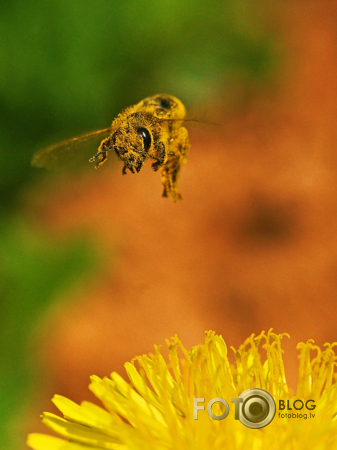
94, 151, 108, 169
150, 141, 166, 171
160, 127, 190, 201
122, 163, 129, 175
89, 137, 111, 168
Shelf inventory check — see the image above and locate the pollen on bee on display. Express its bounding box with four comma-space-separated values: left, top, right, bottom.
32, 94, 190, 201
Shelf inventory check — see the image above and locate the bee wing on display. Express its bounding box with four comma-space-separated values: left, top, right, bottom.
155, 116, 222, 128
32, 128, 111, 171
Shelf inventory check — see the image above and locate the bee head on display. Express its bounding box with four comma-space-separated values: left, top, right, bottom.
112, 126, 152, 173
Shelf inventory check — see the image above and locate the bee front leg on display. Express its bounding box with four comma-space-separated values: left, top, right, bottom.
94, 151, 108, 168
150, 141, 166, 171
160, 127, 190, 201
89, 136, 111, 168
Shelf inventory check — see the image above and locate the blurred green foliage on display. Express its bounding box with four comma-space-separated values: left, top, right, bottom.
0, 1, 279, 448
0, 219, 99, 449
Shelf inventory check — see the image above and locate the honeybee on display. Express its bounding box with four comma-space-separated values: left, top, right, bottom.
32, 94, 190, 201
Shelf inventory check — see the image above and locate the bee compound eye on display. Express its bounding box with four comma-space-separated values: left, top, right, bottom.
136, 127, 151, 152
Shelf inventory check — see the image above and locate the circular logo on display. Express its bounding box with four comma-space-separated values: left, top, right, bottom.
238, 388, 276, 429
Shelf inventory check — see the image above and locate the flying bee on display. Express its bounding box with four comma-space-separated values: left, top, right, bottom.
32, 94, 190, 201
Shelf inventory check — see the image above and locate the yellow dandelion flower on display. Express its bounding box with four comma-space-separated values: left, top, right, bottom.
27, 330, 337, 450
